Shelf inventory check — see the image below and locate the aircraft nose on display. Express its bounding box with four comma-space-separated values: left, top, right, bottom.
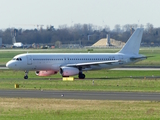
6, 61, 10, 68
6, 61, 14, 69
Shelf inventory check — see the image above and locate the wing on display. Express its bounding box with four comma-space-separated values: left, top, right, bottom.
66, 60, 120, 68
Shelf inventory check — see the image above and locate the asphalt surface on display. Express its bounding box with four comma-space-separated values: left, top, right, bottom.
0, 90, 160, 101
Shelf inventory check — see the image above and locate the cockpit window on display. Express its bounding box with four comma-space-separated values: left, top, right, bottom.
13, 58, 22, 61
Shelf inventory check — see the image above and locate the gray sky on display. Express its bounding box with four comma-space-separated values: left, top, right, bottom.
0, 0, 159, 30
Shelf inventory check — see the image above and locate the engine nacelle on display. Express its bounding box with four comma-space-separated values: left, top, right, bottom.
35, 70, 57, 76
60, 67, 79, 76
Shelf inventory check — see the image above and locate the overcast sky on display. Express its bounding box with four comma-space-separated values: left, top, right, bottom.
0, 0, 159, 30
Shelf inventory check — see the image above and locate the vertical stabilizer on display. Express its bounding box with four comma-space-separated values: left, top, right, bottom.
118, 28, 143, 55
12, 36, 16, 44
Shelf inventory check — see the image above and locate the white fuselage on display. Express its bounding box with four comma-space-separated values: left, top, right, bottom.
13, 42, 23, 48
6, 52, 141, 72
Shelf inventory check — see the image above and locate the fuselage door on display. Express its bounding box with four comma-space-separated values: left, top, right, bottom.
27, 55, 32, 65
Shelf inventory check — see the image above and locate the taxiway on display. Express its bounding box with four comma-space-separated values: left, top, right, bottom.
0, 90, 160, 101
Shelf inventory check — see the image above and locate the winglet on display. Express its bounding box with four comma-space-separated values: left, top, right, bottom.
118, 28, 144, 55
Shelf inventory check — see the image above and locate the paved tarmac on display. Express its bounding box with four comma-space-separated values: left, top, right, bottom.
0, 90, 160, 101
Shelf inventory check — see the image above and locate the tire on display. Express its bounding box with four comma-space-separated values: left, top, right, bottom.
79, 73, 85, 79
24, 76, 28, 79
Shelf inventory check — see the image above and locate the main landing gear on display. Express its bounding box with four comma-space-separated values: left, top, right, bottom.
24, 71, 28, 79
78, 72, 85, 79
78, 67, 85, 79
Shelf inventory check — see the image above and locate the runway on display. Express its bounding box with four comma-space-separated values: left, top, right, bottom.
0, 90, 160, 101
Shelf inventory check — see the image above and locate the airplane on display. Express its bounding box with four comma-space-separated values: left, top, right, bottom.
12, 36, 24, 48
6, 28, 146, 79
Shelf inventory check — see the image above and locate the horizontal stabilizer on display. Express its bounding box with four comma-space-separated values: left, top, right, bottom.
130, 56, 147, 61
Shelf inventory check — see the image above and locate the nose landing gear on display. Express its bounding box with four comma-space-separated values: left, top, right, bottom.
24, 71, 28, 79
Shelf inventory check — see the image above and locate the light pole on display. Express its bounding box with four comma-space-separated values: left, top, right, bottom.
88, 35, 92, 41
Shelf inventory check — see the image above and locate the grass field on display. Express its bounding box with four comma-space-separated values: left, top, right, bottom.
1, 48, 160, 119
0, 70, 160, 92
0, 98, 160, 120
1, 69, 160, 119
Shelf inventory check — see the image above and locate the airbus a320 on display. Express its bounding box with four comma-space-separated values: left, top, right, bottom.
6, 28, 146, 79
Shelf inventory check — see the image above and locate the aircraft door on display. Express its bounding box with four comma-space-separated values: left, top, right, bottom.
27, 55, 32, 65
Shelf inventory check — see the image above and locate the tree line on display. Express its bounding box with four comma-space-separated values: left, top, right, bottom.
0, 23, 160, 47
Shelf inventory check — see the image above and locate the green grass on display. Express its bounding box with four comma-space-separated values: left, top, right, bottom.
0, 98, 160, 120
1, 70, 160, 92
2, 78, 160, 92
1, 69, 159, 78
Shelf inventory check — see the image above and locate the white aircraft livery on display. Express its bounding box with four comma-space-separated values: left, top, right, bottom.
6, 28, 146, 79
12, 36, 24, 48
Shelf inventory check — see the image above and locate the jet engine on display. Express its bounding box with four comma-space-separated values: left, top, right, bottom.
60, 67, 79, 76
35, 70, 57, 76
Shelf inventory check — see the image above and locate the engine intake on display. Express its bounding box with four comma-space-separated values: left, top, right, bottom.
60, 67, 79, 76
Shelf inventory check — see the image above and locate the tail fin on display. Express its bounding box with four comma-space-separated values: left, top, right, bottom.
12, 36, 16, 44
118, 28, 144, 55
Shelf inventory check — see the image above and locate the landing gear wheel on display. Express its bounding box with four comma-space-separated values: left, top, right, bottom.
24, 75, 28, 79
78, 73, 85, 79
24, 71, 29, 79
